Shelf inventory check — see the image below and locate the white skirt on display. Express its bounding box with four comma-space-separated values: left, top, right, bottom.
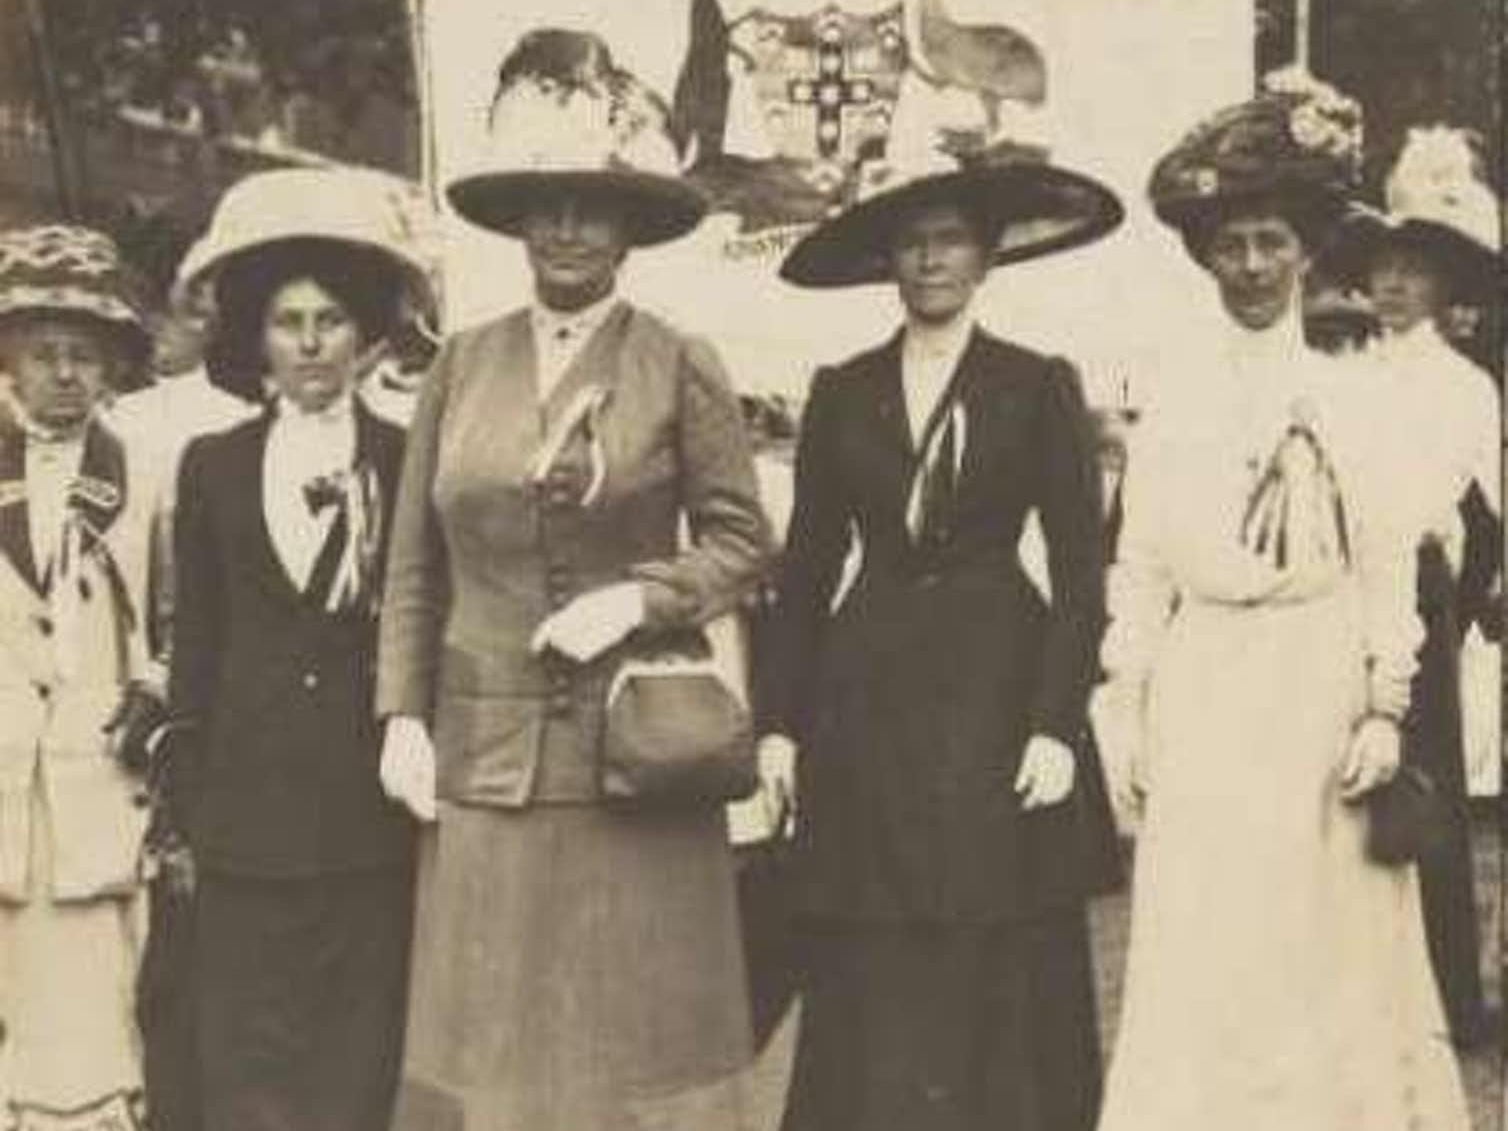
1098, 591, 1471, 1131
0, 783, 145, 1129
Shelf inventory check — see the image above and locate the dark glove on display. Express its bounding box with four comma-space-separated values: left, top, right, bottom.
102, 680, 168, 776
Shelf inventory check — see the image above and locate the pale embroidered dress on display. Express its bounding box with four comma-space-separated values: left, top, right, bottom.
0, 418, 159, 1130
1095, 306, 1471, 1131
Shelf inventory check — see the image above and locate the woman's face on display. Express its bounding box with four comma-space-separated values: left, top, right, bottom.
890, 203, 989, 325
261, 276, 362, 414
2, 316, 114, 432
1205, 213, 1310, 331
150, 290, 213, 379
521, 195, 630, 312
1367, 245, 1444, 335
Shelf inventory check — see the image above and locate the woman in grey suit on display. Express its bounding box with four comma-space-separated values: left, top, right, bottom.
375, 30, 773, 1131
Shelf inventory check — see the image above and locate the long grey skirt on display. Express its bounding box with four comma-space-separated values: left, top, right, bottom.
392, 801, 756, 1131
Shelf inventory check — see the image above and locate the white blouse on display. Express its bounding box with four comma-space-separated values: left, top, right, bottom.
1102, 306, 1422, 717
25, 435, 85, 576
263, 393, 355, 591
1350, 321, 1500, 565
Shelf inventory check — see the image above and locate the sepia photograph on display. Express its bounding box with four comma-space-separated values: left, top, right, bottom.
0, 0, 1501, 1129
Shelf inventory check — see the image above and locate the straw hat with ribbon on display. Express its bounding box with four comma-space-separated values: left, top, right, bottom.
176, 167, 440, 400
0, 224, 152, 391
778, 131, 1124, 289
446, 28, 706, 246
1148, 67, 1364, 258
1330, 126, 1498, 295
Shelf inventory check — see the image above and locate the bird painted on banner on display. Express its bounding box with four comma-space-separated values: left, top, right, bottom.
904, 0, 1046, 127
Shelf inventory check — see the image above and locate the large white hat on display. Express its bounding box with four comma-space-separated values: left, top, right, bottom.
176, 166, 438, 319
445, 28, 706, 246
1332, 127, 1498, 289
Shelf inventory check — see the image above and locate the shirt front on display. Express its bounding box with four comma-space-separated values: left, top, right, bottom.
530, 292, 620, 405
263, 393, 356, 592
1361, 321, 1501, 552
25, 434, 85, 577
900, 310, 975, 446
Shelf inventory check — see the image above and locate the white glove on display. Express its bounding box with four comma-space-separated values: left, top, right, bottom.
1089, 682, 1148, 835
530, 582, 646, 664
1339, 714, 1401, 802
756, 733, 798, 834
379, 715, 437, 823
1015, 733, 1076, 810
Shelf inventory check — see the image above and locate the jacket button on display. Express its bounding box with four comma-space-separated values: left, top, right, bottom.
302, 671, 320, 690
33, 615, 53, 637
33, 680, 50, 701
548, 694, 573, 717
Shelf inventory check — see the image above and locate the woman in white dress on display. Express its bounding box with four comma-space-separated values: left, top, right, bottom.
1092, 73, 1473, 1130
1331, 125, 1501, 1046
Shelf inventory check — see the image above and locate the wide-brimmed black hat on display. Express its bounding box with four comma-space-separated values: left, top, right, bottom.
1327, 127, 1498, 296
779, 139, 1124, 289
1148, 68, 1364, 243
0, 224, 152, 391
447, 29, 706, 247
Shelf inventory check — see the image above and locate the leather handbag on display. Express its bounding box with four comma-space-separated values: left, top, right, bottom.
1365, 763, 1450, 867
601, 614, 758, 806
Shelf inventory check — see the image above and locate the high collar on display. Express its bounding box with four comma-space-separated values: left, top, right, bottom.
273, 389, 356, 430
1373, 318, 1449, 362
531, 290, 620, 340
902, 306, 977, 362
0, 386, 101, 446
1220, 298, 1308, 375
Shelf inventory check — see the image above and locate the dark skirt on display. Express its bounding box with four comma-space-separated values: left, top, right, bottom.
1409, 540, 1485, 1041
195, 866, 413, 1131
392, 802, 755, 1131
780, 911, 1103, 1131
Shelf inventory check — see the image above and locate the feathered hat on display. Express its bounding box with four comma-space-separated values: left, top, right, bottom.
446, 28, 706, 246
1148, 67, 1364, 251
1329, 126, 1498, 293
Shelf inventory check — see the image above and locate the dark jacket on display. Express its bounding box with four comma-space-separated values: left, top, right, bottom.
169, 403, 412, 877
767, 328, 1110, 922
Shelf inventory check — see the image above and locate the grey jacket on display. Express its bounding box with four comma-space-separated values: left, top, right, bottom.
376, 301, 773, 806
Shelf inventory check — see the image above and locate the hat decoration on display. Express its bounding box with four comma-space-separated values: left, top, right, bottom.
778, 66, 1123, 288
446, 29, 706, 246
0, 225, 151, 383
1332, 126, 1498, 287
1148, 67, 1363, 232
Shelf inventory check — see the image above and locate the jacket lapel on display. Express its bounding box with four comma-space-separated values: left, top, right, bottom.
0, 419, 42, 592
538, 301, 632, 431
870, 330, 912, 462
243, 409, 311, 607
71, 417, 128, 547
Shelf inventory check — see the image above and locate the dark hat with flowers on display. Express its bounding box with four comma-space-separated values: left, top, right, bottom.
1149, 68, 1364, 243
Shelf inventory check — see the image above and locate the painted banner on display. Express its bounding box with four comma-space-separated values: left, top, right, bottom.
414, 0, 1254, 407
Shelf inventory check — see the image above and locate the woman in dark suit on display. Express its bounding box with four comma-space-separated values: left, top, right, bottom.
762, 145, 1123, 1131
374, 30, 773, 1131
166, 168, 434, 1131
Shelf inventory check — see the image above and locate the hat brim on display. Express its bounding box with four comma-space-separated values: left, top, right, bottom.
0, 295, 151, 393
447, 170, 708, 247
1328, 208, 1497, 294
186, 234, 436, 323
778, 164, 1124, 289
